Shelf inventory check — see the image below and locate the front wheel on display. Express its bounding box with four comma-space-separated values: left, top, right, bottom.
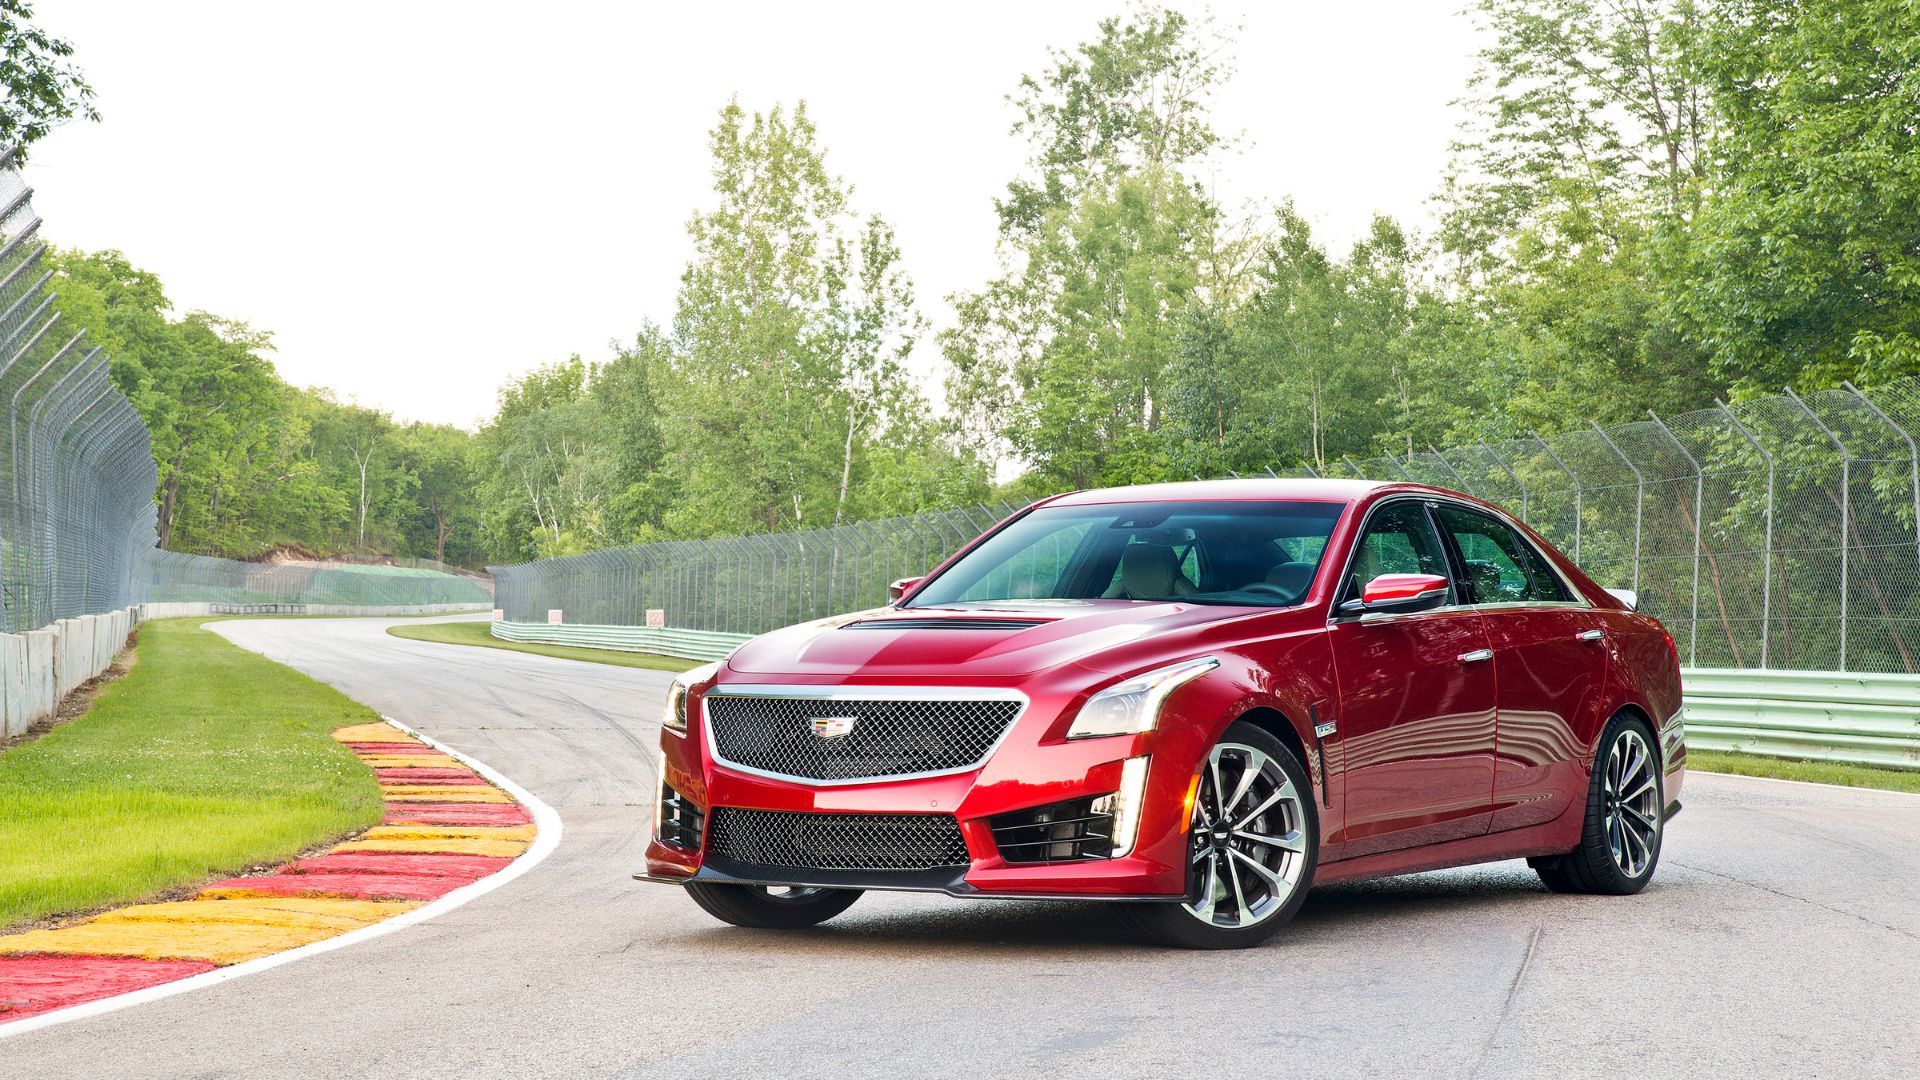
1532, 714, 1664, 895
1127, 721, 1318, 949
684, 882, 862, 928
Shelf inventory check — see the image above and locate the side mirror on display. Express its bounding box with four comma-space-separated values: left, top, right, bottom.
1605, 588, 1638, 610
887, 576, 924, 603
1339, 573, 1450, 616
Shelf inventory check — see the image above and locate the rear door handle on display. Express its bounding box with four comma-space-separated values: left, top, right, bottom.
1576, 629, 1606, 642
1459, 648, 1494, 663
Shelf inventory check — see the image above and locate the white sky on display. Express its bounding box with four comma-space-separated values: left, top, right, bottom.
25, 1, 1485, 429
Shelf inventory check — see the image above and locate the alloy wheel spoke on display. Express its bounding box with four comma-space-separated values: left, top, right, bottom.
1619, 775, 1655, 803
1620, 820, 1645, 872
1622, 740, 1646, 787
1228, 846, 1291, 894
1234, 826, 1305, 853
1225, 846, 1251, 925
1190, 852, 1219, 920
1224, 750, 1265, 816
1620, 803, 1657, 833
1233, 779, 1294, 830
1208, 755, 1229, 824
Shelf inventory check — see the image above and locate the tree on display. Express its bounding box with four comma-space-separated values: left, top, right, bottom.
655, 100, 964, 537
393, 423, 478, 563
945, 6, 1251, 488
1671, 0, 1920, 392
0, 1, 97, 159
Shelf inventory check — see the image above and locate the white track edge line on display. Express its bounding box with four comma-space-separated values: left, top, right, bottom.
1692, 766, 1920, 798
0, 716, 563, 1040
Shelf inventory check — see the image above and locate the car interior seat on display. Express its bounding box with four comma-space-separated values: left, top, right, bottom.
1464, 559, 1506, 603
1263, 561, 1316, 604
1102, 543, 1197, 600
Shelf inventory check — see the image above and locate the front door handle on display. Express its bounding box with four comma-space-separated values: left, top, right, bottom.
1576, 629, 1606, 642
1459, 648, 1494, 663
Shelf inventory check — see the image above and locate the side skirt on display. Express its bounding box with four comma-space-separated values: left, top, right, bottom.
1310, 820, 1575, 887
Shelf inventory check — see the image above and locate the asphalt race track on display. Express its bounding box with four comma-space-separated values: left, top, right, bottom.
8, 615, 1918, 1078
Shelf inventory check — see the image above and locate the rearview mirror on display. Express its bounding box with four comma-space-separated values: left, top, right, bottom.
1340, 573, 1450, 617
887, 576, 924, 603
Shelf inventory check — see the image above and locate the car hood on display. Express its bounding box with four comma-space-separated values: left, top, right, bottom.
724, 600, 1240, 678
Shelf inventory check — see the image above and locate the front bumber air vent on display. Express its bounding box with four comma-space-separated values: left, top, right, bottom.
707, 808, 969, 872
656, 783, 705, 851
989, 797, 1116, 864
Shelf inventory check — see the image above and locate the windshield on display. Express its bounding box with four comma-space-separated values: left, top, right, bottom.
906, 500, 1346, 609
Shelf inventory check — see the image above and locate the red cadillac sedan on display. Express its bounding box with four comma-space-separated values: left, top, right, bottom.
640, 479, 1685, 948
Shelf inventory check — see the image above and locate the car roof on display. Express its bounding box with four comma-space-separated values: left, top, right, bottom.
1042, 477, 1398, 507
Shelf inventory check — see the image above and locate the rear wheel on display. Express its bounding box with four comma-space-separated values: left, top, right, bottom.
1532, 714, 1663, 895
1128, 721, 1318, 949
684, 882, 862, 929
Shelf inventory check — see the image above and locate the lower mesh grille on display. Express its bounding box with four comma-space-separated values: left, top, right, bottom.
707, 808, 969, 871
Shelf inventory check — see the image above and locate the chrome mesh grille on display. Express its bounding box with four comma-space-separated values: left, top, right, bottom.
703, 693, 1021, 781
707, 808, 969, 871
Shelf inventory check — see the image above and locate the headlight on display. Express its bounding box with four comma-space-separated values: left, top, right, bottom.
1066, 657, 1218, 739
662, 661, 720, 736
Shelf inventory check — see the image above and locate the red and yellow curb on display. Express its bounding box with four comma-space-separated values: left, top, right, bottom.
0, 721, 536, 1023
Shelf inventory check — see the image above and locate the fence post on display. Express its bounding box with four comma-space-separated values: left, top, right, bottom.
1718, 402, 1774, 669
1844, 381, 1920, 591
1480, 440, 1528, 524
1648, 410, 1705, 667
1378, 451, 1414, 481
1533, 430, 1583, 563
1426, 445, 1476, 495
1785, 386, 1852, 671
1589, 422, 1645, 594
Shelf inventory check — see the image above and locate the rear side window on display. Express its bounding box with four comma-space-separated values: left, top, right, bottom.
1435, 505, 1572, 605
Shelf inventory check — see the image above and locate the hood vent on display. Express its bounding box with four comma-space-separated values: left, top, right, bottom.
843, 618, 1048, 632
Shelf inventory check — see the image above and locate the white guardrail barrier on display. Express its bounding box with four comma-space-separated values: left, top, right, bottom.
493, 622, 1920, 772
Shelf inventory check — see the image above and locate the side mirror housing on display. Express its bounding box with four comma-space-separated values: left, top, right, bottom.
1339, 572, 1450, 617
887, 576, 924, 603
1605, 588, 1638, 610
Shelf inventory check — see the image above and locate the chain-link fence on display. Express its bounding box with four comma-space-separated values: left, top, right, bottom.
0, 150, 158, 631
0, 150, 489, 629
493, 378, 1920, 675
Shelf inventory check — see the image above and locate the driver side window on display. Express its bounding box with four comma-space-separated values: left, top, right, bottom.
1346, 502, 1455, 605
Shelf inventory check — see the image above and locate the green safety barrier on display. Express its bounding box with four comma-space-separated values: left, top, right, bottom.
1680, 667, 1920, 769
491, 620, 751, 662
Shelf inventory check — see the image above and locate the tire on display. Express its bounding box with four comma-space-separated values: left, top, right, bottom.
683, 882, 862, 929
1532, 713, 1664, 895
1127, 721, 1319, 949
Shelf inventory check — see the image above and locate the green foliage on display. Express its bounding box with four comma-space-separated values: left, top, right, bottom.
48, 249, 485, 563
470, 101, 987, 561
46, 1, 1920, 567
1671, 0, 1920, 392
0, 0, 97, 160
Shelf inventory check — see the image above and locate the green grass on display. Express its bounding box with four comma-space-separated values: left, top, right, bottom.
1689, 750, 1920, 794
385, 618, 698, 673
0, 618, 384, 930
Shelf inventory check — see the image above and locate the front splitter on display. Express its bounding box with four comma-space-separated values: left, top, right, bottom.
635, 854, 1178, 903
